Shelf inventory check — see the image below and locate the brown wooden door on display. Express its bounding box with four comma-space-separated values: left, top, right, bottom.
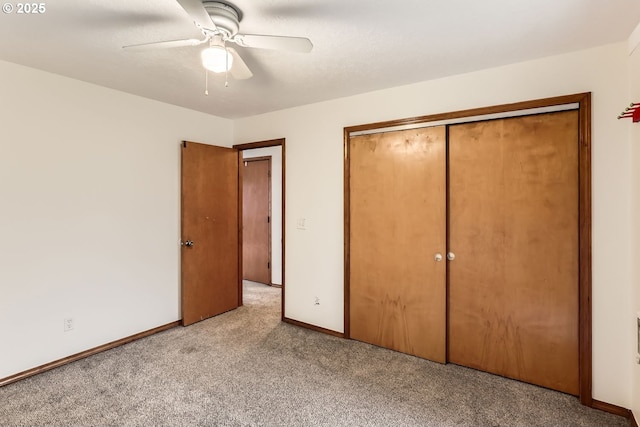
349, 126, 447, 363
448, 111, 579, 394
181, 141, 241, 326
242, 158, 271, 284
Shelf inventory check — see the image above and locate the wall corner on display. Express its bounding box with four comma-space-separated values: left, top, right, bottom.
629, 21, 640, 55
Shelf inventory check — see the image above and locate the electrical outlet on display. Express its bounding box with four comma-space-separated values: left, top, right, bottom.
64, 318, 74, 332
314, 296, 320, 306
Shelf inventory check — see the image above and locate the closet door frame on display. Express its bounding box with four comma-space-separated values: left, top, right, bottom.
343, 92, 592, 405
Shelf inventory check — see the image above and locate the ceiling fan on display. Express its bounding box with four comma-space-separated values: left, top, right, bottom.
123, 0, 313, 81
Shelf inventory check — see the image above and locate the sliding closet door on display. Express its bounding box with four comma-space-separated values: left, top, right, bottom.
448, 111, 579, 394
349, 126, 446, 362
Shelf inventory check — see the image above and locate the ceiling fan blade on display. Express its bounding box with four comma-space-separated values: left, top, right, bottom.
235, 34, 313, 53
176, 0, 216, 29
228, 48, 253, 80
123, 38, 207, 51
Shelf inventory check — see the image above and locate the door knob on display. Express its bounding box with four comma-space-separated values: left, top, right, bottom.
447, 252, 455, 261
434, 253, 443, 262
182, 240, 195, 247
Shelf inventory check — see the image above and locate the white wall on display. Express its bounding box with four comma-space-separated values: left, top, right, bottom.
242, 146, 283, 285
629, 22, 640, 423
0, 60, 233, 379
234, 42, 634, 408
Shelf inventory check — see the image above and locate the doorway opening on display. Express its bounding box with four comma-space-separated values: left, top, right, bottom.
234, 139, 285, 319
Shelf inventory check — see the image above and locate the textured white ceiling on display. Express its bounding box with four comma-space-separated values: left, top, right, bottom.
0, 0, 639, 119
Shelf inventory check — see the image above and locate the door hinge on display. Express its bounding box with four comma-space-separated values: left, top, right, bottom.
267, 261, 270, 269
267, 216, 270, 223
182, 141, 187, 148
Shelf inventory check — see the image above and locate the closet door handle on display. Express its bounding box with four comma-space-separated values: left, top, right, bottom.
447, 252, 456, 261
434, 253, 443, 262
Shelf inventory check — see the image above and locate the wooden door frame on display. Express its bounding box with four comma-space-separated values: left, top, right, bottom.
344, 93, 592, 405
242, 156, 273, 285
233, 139, 286, 320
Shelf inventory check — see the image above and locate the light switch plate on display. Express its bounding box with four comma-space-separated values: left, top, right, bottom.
296, 217, 307, 230
637, 312, 640, 359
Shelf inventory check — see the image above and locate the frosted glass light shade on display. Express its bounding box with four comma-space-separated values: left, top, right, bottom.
201, 46, 233, 73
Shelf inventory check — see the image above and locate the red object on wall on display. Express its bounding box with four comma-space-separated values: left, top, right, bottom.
617, 103, 640, 122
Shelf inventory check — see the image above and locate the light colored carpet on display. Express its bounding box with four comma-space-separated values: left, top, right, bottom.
0, 281, 628, 427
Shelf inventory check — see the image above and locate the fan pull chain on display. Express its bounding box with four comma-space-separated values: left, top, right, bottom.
205, 69, 209, 96
224, 43, 229, 88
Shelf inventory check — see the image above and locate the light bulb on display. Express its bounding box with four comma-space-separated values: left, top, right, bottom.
201, 46, 233, 73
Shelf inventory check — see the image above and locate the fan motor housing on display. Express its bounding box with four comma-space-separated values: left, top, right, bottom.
203, 1, 241, 36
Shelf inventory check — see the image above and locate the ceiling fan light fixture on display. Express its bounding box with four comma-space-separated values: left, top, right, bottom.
201, 46, 233, 73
